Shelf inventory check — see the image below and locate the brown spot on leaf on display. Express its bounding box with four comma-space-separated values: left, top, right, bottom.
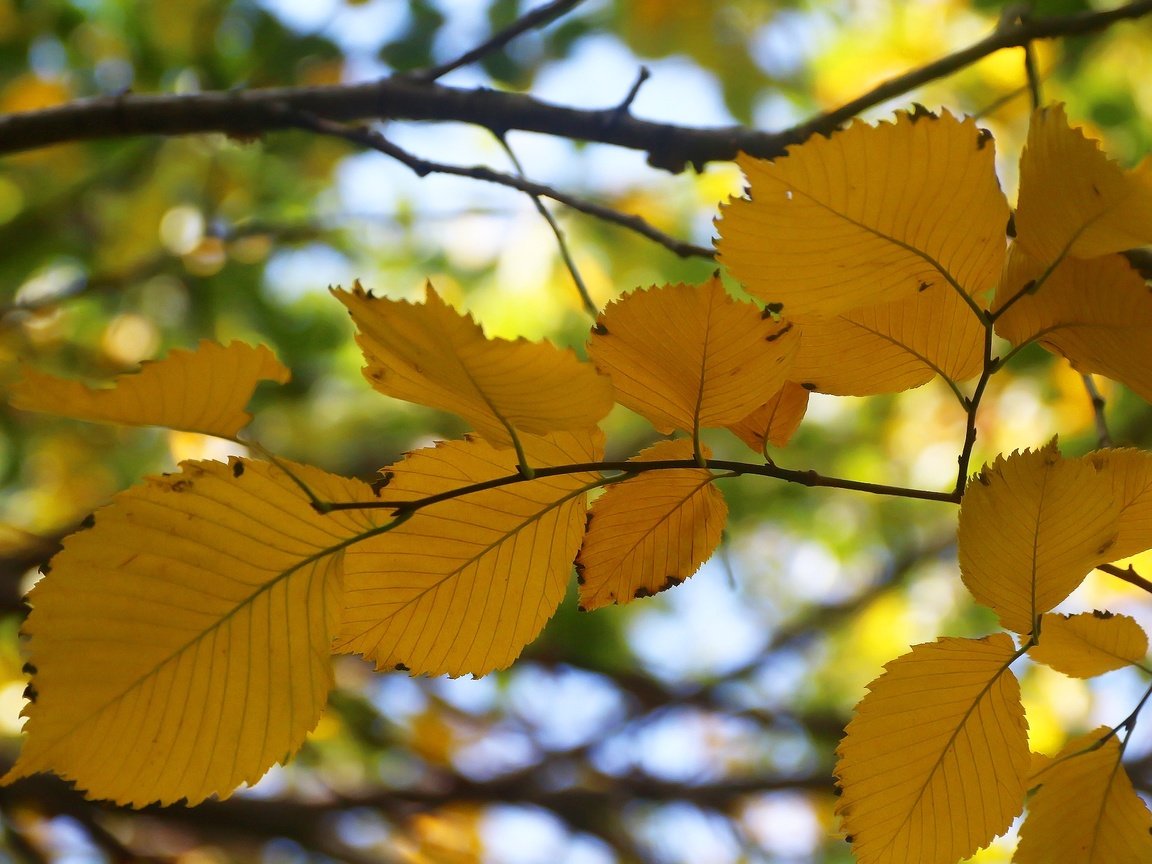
21, 662, 35, 675
1092, 609, 1115, 619
80, 513, 96, 530
1006, 213, 1016, 238
592, 322, 609, 336
23, 683, 37, 703
169, 480, 192, 493
918, 281, 932, 292
232, 460, 245, 478
801, 382, 817, 391
634, 586, 653, 599
394, 662, 410, 672
977, 128, 993, 149
577, 604, 587, 612
765, 322, 793, 343
907, 103, 933, 122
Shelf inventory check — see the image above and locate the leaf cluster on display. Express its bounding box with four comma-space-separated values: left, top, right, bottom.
7, 102, 1152, 864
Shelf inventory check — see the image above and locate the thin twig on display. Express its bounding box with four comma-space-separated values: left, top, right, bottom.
784, 0, 1152, 141
1082, 374, 1113, 448
1098, 562, 1152, 595
320, 456, 958, 515
494, 132, 599, 316
278, 107, 713, 259
410, 0, 587, 83
954, 323, 996, 496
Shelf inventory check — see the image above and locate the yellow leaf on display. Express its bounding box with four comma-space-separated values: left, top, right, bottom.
3, 459, 384, 806
9, 341, 288, 439
994, 247, 1152, 403
1014, 104, 1152, 263
789, 282, 984, 395
575, 438, 727, 611
1091, 448, 1152, 560
586, 276, 797, 434
335, 430, 602, 677
958, 441, 1118, 634
716, 109, 1009, 319
835, 634, 1028, 864
1017, 728, 1152, 863
726, 381, 809, 452
334, 282, 613, 448
1030, 611, 1148, 678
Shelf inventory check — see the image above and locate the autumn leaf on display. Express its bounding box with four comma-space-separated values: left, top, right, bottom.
1092, 448, 1152, 560
335, 282, 614, 448
1014, 104, 1152, 263
716, 108, 1009, 319
787, 281, 984, 395
1029, 611, 1148, 678
575, 438, 727, 610
3, 458, 384, 806
335, 430, 602, 677
958, 441, 1118, 634
835, 634, 1029, 864
994, 247, 1152, 403
1016, 728, 1152, 863
726, 381, 809, 453
586, 276, 797, 435
9, 341, 289, 438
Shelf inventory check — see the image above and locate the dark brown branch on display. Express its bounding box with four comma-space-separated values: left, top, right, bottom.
2, 2, 1150, 170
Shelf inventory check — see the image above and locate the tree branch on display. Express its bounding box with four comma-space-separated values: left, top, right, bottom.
2, 2, 1149, 169
410, 0, 587, 83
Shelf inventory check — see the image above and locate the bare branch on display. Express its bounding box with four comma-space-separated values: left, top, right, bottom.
279, 108, 712, 258
2, 2, 1149, 170
411, 0, 587, 83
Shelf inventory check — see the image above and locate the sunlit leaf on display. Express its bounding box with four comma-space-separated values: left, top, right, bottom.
958, 441, 1118, 634
994, 247, 1152, 403
586, 276, 797, 434
335, 430, 602, 677
1092, 448, 1152, 559
788, 281, 984, 395
1016, 728, 1152, 863
335, 282, 614, 448
835, 634, 1028, 864
717, 108, 1009, 319
575, 438, 726, 611
3, 459, 383, 806
1014, 104, 1152, 263
9, 341, 289, 438
726, 381, 809, 452
1030, 611, 1148, 678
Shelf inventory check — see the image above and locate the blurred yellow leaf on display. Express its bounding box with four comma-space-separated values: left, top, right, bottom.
335, 430, 602, 677
336, 282, 613, 448
576, 438, 726, 611
788, 282, 984, 395
958, 441, 1118, 634
1014, 104, 1152, 263
1029, 611, 1148, 678
726, 380, 809, 452
835, 634, 1028, 864
10, 341, 288, 439
1017, 728, 1152, 863
717, 109, 1009, 319
586, 276, 797, 434
994, 247, 1152, 403
3, 458, 383, 806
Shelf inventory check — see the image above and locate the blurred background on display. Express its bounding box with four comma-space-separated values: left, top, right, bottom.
1, 0, 1151, 861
